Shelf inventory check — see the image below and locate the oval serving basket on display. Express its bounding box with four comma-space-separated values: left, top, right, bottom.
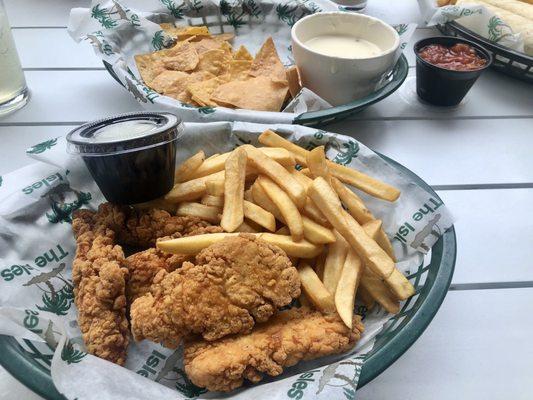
0, 144, 455, 400
69, 0, 410, 126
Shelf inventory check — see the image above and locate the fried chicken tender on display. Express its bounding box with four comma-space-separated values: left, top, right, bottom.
130, 235, 301, 348
125, 248, 189, 303
72, 210, 129, 365
95, 203, 221, 247
71, 203, 223, 365
183, 307, 364, 392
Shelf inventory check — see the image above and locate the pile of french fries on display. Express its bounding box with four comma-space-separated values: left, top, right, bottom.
155, 130, 415, 329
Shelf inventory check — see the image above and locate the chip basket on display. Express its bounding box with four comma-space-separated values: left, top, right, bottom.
438, 21, 533, 83
71, 0, 412, 127
0, 153, 456, 400
103, 55, 409, 127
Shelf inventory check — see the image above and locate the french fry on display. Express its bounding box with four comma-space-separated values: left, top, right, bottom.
175, 150, 205, 182
235, 220, 260, 233
275, 226, 290, 235
200, 194, 224, 207
323, 231, 349, 295
357, 286, 376, 309
308, 177, 394, 276
189, 147, 295, 179
252, 181, 334, 244
335, 249, 363, 328
301, 215, 336, 244
256, 233, 323, 258
360, 272, 400, 314
165, 171, 224, 202
362, 219, 382, 240
157, 232, 323, 258
300, 168, 312, 177
258, 130, 308, 164
251, 181, 282, 218
176, 202, 221, 224
329, 164, 400, 202
257, 176, 304, 241
243, 200, 276, 232
342, 209, 414, 300
331, 177, 374, 225
259, 130, 400, 202
221, 148, 247, 232
291, 170, 329, 225
298, 261, 336, 313
363, 219, 396, 261
243, 145, 306, 209
314, 249, 327, 281
306, 146, 332, 185
205, 179, 225, 196
205, 153, 220, 161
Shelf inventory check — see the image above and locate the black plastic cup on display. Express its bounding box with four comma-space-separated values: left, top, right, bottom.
414, 36, 492, 106
66, 112, 182, 205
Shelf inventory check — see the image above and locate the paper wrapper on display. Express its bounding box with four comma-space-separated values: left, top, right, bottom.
0, 122, 454, 399
419, 0, 529, 54
67, 0, 416, 124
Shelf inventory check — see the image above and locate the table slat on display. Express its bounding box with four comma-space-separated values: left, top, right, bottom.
357, 288, 533, 400
438, 189, 533, 285
1, 70, 532, 126
5, 0, 88, 27
330, 118, 533, 186
12, 28, 434, 70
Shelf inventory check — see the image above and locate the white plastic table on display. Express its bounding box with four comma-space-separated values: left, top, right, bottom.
1, 1, 532, 399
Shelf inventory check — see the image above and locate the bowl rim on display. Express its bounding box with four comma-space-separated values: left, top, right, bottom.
291, 11, 400, 61
413, 36, 493, 74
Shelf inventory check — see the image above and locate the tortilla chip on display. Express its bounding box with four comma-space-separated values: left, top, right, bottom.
249, 37, 287, 82
151, 70, 215, 104
134, 54, 165, 85
228, 60, 252, 80
160, 24, 211, 40
211, 76, 289, 112
286, 65, 302, 98
187, 74, 231, 107
159, 41, 199, 72
214, 32, 235, 42
195, 49, 231, 76
233, 45, 253, 61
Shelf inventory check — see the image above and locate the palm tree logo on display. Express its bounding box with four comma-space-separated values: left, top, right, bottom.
316, 358, 364, 400
155, 349, 207, 398
27, 138, 58, 154
23, 263, 75, 316
326, 139, 360, 166
41, 183, 92, 224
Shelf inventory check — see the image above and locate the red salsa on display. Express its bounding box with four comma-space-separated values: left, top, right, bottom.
418, 43, 487, 71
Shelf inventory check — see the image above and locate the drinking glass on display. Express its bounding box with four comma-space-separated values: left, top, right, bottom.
0, 0, 29, 116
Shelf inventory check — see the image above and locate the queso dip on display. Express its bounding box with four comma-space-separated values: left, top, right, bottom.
304, 34, 382, 59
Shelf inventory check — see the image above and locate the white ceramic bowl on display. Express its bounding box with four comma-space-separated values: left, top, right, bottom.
291, 12, 400, 106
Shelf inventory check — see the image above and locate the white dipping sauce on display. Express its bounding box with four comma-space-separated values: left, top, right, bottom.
91, 120, 158, 142
304, 34, 382, 58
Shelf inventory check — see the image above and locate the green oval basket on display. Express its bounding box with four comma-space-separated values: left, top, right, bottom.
0, 153, 455, 400
103, 55, 409, 127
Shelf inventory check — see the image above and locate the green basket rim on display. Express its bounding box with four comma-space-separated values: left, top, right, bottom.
293, 55, 409, 125
0, 153, 455, 399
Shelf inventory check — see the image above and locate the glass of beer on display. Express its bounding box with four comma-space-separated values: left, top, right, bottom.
0, 0, 29, 116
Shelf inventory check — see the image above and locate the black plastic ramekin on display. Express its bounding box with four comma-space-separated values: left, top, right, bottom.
414, 36, 492, 106
66, 112, 182, 204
